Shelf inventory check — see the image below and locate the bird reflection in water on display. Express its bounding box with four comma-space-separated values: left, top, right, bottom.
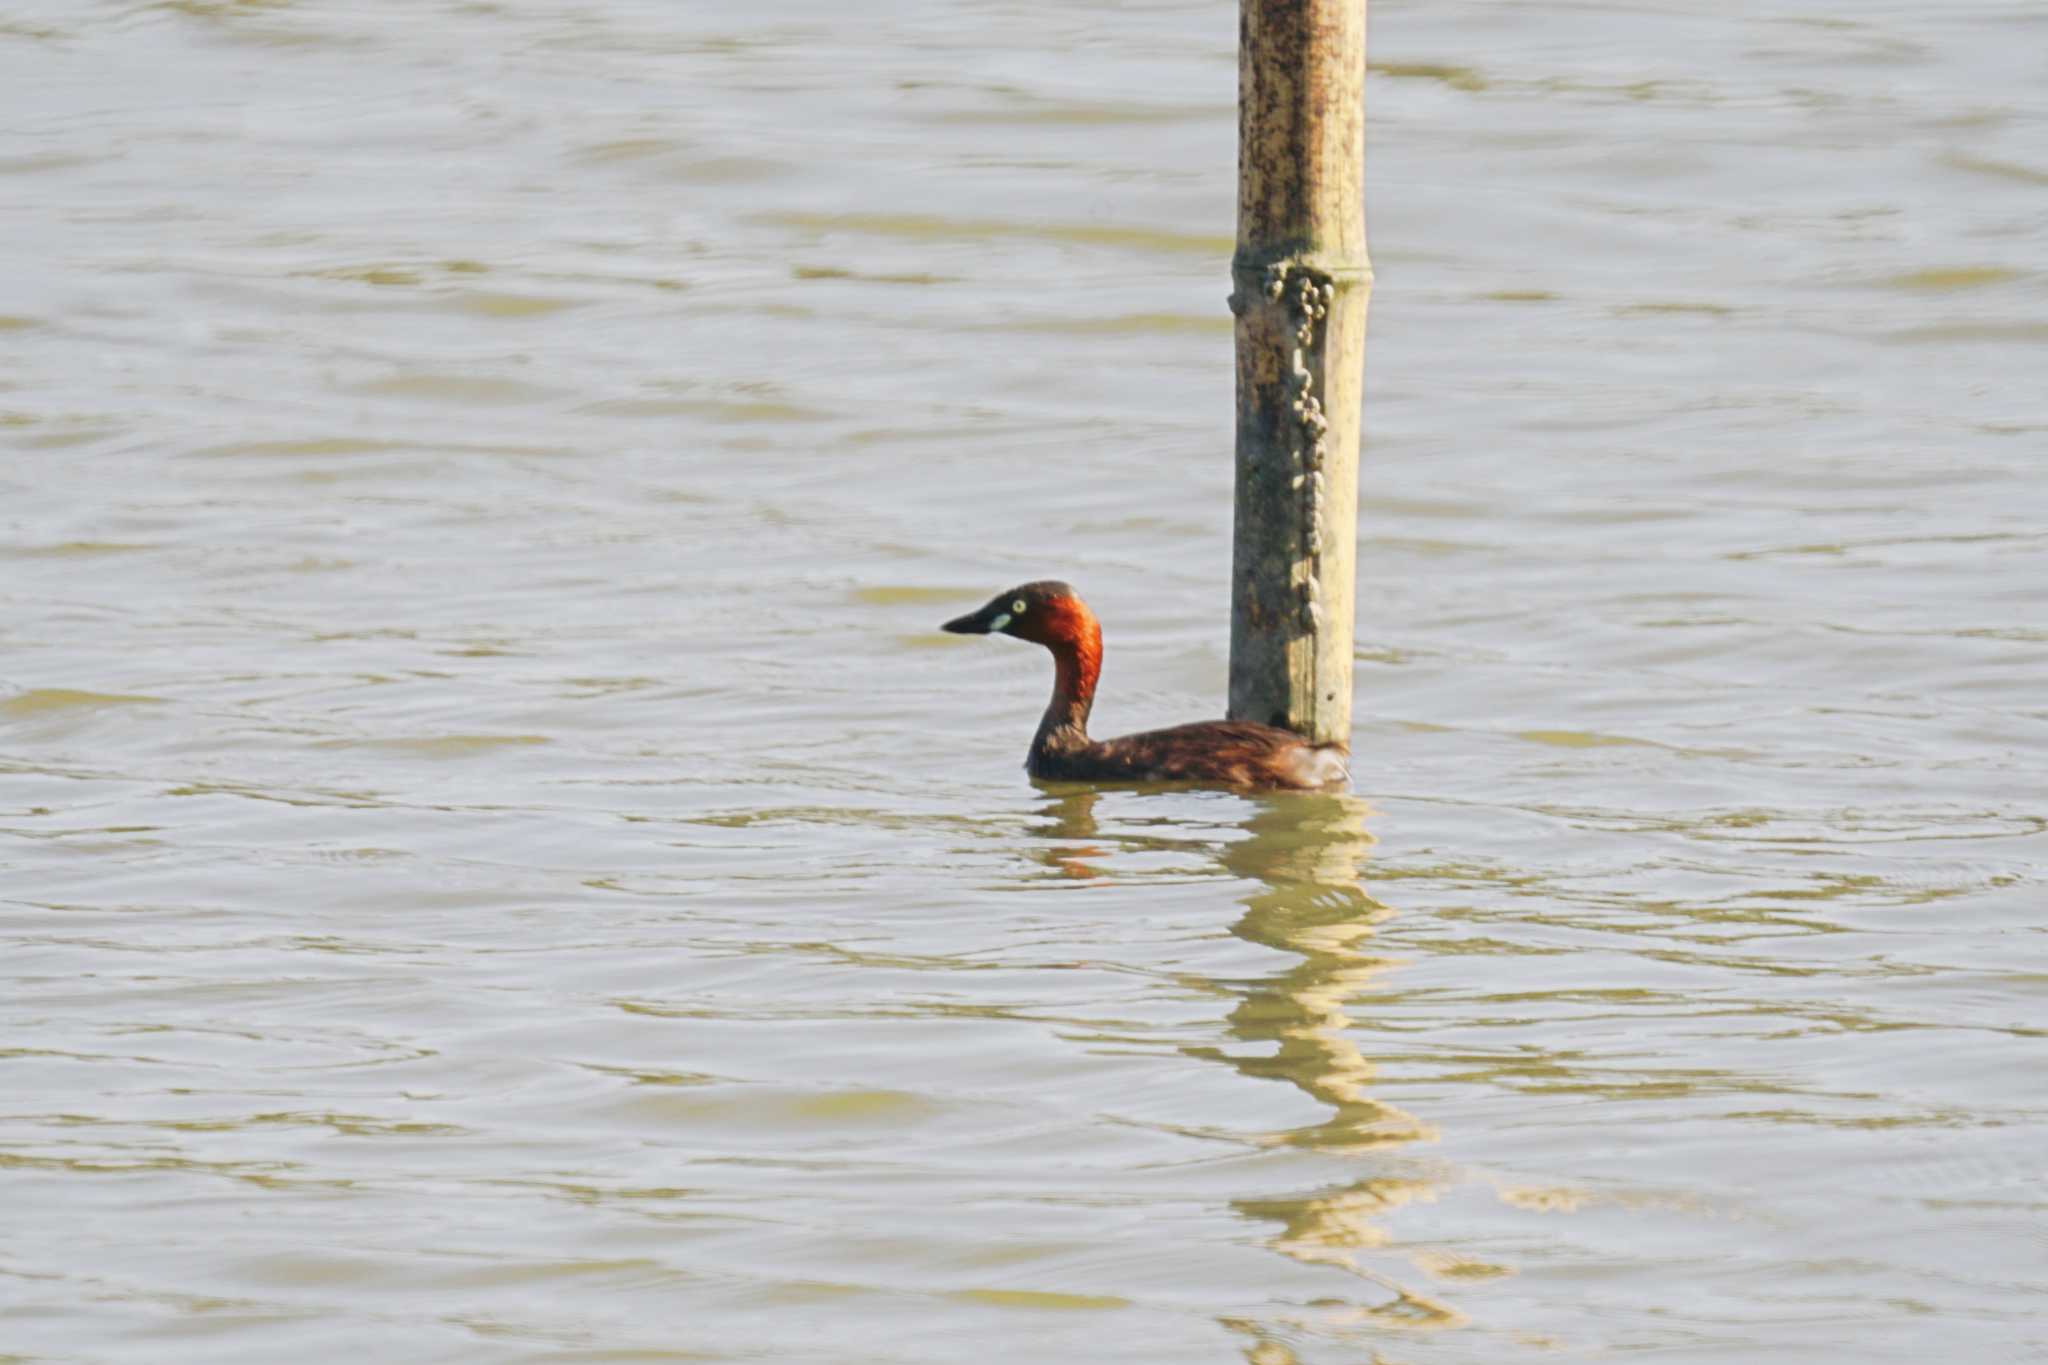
1024, 786, 1113, 881
1027, 787, 1467, 1351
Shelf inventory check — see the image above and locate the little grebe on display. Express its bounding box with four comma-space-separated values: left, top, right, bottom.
942, 581, 1350, 791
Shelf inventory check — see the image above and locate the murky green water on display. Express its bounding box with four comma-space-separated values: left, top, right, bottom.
3, 2, 2044, 1361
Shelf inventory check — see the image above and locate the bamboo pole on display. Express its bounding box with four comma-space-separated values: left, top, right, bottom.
1227, 0, 1370, 745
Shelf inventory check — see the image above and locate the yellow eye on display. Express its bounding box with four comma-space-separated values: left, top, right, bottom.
1011, 598, 1027, 614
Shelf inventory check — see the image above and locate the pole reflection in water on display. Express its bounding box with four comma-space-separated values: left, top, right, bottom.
1027, 788, 1466, 1350
1203, 794, 1462, 1347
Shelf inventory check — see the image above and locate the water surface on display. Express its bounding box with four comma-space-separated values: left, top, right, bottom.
2, 2, 2044, 1361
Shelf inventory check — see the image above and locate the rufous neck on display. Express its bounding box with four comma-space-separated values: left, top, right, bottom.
1035, 610, 1102, 743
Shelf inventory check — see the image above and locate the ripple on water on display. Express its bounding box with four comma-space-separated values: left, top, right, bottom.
0, 1, 2043, 1362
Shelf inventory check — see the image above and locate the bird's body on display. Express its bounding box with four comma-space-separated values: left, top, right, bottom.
942, 581, 1350, 792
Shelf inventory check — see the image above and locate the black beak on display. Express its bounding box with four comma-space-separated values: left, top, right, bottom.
943, 593, 1017, 635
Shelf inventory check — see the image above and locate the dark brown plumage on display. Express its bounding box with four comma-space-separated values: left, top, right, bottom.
941, 581, 1350, 791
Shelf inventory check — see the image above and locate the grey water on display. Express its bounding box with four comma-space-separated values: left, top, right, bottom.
2, 1, 2044, 1361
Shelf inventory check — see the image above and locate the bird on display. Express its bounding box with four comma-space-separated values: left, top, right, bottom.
941, 580, 1350, 790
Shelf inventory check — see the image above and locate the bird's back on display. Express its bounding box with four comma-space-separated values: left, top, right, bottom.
1033, 718, 1349, 790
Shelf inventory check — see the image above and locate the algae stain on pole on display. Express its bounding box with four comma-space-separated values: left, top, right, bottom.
1227, 0, 1370, 746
